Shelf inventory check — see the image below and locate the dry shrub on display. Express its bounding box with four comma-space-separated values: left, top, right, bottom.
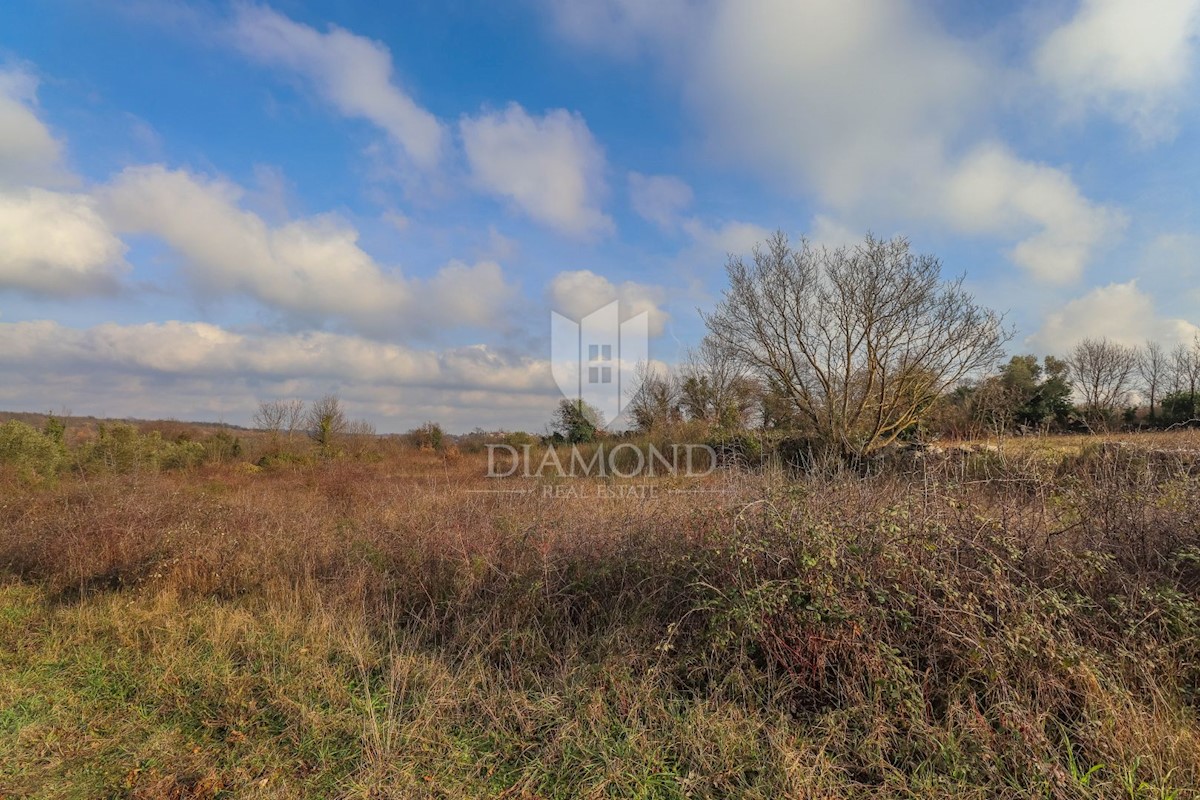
2, 443, 1200, 795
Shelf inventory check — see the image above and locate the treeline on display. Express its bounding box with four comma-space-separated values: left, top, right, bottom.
612, 233, 1199, 451
621, 335, 1200, 447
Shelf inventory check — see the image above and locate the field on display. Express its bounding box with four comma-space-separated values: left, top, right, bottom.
3, 426, 1200, 798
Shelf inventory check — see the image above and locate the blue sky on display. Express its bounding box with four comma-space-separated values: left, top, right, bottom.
1, 0, 1199, 431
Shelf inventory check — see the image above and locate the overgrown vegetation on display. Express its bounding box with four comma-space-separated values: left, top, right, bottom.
2, 429, 1200, 797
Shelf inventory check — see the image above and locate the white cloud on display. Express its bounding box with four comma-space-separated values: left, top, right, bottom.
940, 142, 1126, 283
0, 188, 127, 296
229, 4, 444, 169
480, 225, 519, 261
1035, 0, 1200, 140
1137, 232, 1200, 311
695, 0, 979, 206
99, 165, 515, 334
0, 68, 70, 188
681, 218, 772, 256
809, 215, 862, 249
1029, 280, 1199, 352
461, 103, 612, 237
628, 171, 693, 228
0, 75, 126, 296
545, 0, 1122, 283
547, 269, 669, 335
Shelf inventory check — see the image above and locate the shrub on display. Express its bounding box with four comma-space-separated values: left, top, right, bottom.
78, 423, 212, 473
0, 420, 66, 480
407, 421, 445, 451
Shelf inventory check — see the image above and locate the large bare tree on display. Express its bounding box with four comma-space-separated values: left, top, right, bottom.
703, 232, 1008, 456
1067, 338, 1137, 428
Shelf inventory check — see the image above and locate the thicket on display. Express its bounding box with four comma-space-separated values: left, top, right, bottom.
2, 445, 1200, 795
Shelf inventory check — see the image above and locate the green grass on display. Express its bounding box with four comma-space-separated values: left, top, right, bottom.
0, 584, 812, 798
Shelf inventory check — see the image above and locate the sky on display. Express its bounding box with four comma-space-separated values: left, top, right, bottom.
1, 0, 1199, 432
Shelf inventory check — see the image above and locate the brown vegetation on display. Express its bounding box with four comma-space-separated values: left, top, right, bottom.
2, 427, 1200, 797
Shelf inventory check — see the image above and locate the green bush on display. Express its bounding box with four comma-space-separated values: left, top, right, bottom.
0, 421, 66, 480
79, 423, 213, 473
202, 430, 243, 463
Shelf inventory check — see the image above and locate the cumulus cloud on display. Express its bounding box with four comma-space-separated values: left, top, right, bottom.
0, 70, 127, 297
229, 4, 444, 169
99, 165, 516, 334
544, 0, 1122, 284
941, 143, 1126, 283
1035, 0, 1200, 140
628, 172, 693, 228
0, 188, 127, 296
0, 68, 71, 188
547, 269, 669, 335
1029, 280, 1199, 352
461, 103, 612, 237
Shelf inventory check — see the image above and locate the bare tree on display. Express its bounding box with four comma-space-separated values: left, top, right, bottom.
1067, 338, 1137, 429
1171, 337, 1200, 420
346, 418, 377, 437
626, 362, 681, 433
1137, 341, 1168, 422
306, 394, 348, 451
253, 399, 305, 442
344, 418, 378, 458
679, 337, 760, 430
703, 232, 1008, 457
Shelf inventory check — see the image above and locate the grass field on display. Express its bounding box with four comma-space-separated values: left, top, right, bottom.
2, 432, 1200, 798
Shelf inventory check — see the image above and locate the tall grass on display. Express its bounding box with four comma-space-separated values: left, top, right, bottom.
1, 439, 1199, 796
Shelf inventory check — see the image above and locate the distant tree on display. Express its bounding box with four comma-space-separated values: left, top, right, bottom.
679, 338, 760, 430
626, 363, 682, 433
306, 394, 347, 451
703, 232, 1008, 457
1170, 337, 1200, 421
407, 421, 444, 450
254, 399, 305, 443
1067, 338, 1137, 429
1138, 340, 1169, 423
551, 399, 603, 443
995, 355, 1073, 430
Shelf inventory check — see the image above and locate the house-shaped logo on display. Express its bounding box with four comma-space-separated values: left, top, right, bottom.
550, 300, 649, 428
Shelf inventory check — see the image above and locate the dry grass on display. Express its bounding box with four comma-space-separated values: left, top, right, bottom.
2, 434, 1200, 797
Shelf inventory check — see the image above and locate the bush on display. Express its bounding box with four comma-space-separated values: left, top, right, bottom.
406, 421, 445, 451
0, 421, 66, 480
78, 423, 213, 473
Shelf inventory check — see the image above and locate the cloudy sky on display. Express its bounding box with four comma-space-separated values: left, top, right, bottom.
2, 0, 1199, 432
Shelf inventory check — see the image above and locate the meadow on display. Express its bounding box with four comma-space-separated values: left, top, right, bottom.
2, 419, 1200, 798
